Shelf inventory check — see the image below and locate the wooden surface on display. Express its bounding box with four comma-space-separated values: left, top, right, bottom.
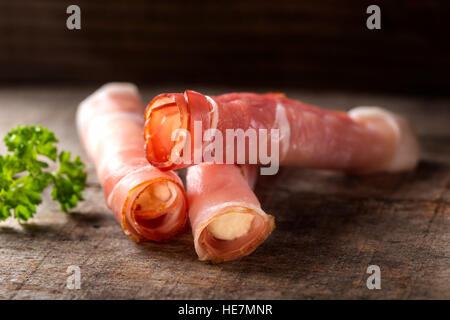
0, 86, 449, 299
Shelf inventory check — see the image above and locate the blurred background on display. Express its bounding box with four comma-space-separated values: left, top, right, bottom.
0, 0, 449, 95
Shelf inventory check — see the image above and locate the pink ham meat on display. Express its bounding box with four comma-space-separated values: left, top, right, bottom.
187, 164, 274, 262
144, 91, 419, 173
77, 83, 188, 242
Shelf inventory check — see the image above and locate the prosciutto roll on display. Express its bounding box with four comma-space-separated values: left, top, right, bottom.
77, 83, 188, 242
187, 164, 275, 262
144, 91, 419, 173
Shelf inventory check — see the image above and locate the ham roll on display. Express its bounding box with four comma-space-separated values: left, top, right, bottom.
77, 83, 188, 242
144, 91, 419, 173
187, 164, 275, 262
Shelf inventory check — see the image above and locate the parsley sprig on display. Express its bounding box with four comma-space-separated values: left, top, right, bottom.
0, 125, 87, 221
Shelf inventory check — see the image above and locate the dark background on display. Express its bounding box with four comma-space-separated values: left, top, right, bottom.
0, 0, 449, 95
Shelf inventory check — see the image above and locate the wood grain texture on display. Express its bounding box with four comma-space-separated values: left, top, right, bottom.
0, 86, 449, 299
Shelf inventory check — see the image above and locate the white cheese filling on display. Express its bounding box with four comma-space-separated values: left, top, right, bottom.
348, 106, 419, 172
207, 212, 254, 241
133, 181, 175, 213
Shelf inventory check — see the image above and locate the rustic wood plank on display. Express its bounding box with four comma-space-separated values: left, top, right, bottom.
0, 86, 449, 299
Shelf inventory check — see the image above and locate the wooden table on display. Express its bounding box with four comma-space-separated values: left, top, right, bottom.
0, 86, 449, 299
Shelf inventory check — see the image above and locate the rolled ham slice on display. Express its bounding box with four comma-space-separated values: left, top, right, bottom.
144, 91, 419, 173
77, 83, 188, 242
187, 164, 274, 263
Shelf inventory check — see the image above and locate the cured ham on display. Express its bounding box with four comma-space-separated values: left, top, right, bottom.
144, 91, 419, 173
77, 83, 188, 242
187, 164, 274, 262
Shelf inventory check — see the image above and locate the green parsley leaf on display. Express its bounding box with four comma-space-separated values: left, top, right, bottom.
0, 125, 87, 222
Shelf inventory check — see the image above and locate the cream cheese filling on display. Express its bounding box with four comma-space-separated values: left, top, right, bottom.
207, 211, 254, 241
133, 181, 176, 214
348, 106, 419, 172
